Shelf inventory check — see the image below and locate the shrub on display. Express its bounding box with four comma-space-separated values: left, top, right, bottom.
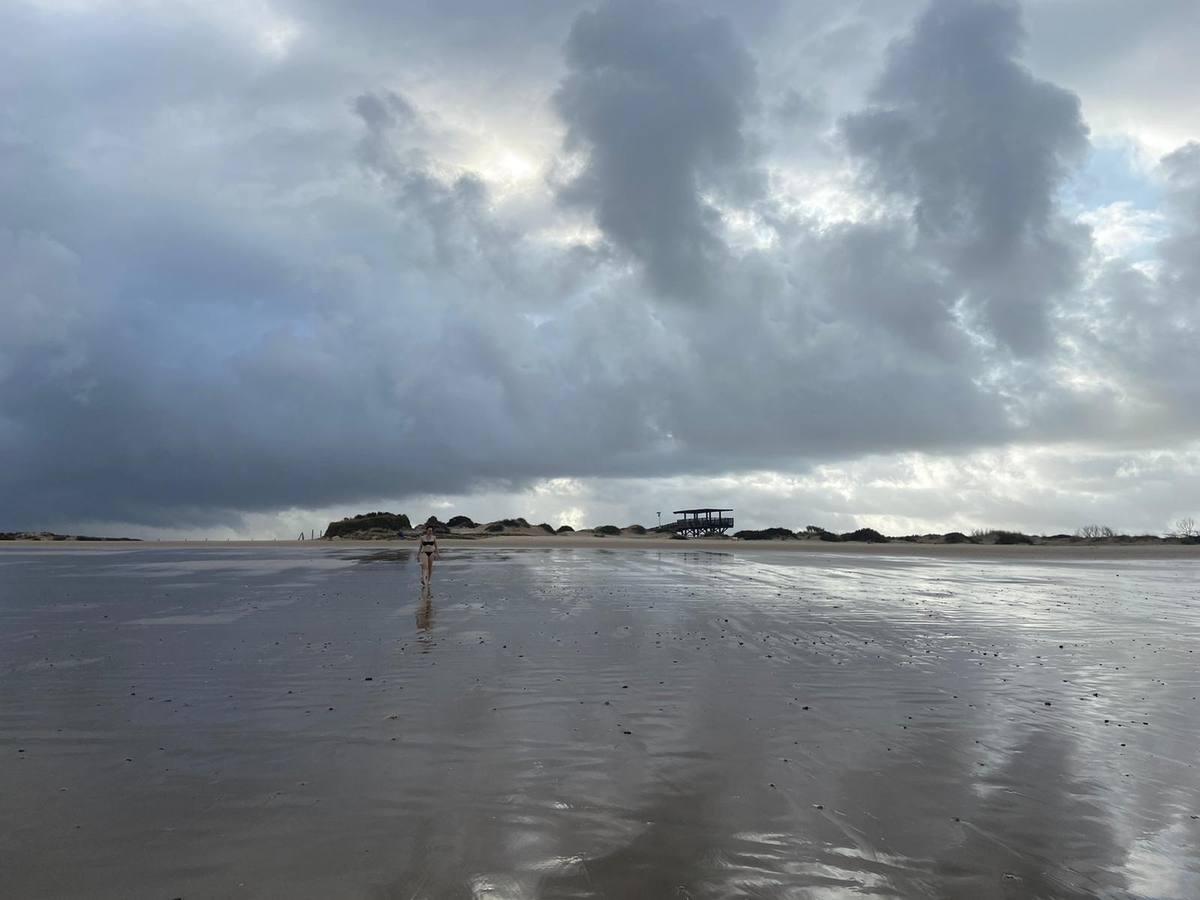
840, 527, 888, 543
818, 531, 842, 542
734, 527, 795, 540
447, 515, 476, 528
943, 531, 969, 544
804, 525, 825, 534
556, 525, 575, 533
626, 524, 647, 535
992, 530, 1034, 545
594, 525, 621, 536
485, 518, 531, 531
537, 522, 555, 533
325, 512, 411, 538
1076, 525, 1115, 539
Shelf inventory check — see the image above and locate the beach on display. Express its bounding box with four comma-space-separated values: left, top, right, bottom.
7, 533, 1200, 559
2, 543, 1198, 898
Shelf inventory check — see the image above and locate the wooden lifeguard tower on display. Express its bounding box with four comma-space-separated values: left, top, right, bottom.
667, 508, 734, 537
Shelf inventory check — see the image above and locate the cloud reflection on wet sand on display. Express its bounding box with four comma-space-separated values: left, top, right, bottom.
1, 546, 1197, 898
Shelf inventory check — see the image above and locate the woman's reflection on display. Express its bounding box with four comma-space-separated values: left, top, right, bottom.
416, 585, 434, 649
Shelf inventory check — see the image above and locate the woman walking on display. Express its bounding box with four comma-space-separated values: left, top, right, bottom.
417, 524, 440, 587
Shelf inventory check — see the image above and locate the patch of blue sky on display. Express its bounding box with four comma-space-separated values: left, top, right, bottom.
1062, 136, 1163, 216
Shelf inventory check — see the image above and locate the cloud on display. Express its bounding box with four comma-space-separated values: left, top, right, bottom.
552, 0, 759, 300
0, 0, 1198, 535
841, 0, 1090, 355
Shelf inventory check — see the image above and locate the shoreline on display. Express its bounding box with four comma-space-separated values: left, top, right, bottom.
4, 534, 1198, 560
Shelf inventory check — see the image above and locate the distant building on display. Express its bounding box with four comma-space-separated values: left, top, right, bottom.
665, 508, 734, 536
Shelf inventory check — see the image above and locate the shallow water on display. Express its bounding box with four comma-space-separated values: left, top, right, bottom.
1, 546, 1198, 899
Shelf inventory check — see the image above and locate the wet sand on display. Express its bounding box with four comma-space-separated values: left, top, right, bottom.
2, 545, 1198, 898
9, 535, 1200, 559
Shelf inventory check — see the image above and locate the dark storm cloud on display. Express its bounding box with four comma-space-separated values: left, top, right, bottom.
841, 0, 1090, 355
553, 0, 759, 301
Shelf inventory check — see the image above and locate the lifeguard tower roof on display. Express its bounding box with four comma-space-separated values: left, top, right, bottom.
666, 508, 735, 536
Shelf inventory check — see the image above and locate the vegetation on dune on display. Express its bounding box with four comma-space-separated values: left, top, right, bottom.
325, 512, 411, 538
990, 530, 1035, 545
483, 517, 532, 532
422, 516, 451, 534
322, 510, 1200, 546
839, 527, 888, 543
734, 527, 795, 540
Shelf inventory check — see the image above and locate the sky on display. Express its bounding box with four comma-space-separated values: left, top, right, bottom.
2, 0, 1199, 539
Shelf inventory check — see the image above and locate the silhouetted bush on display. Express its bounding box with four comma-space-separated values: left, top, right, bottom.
840, 528, 888, 543
734, 527, 795, 540
538, 522, 555, 533
992, 530, 1034, 545
325, 512, 411, 538
626, 524, 647, 534
447, 515, 476, 528
484, 518, 531, 532
943, 531, 969, 544
804, 525, 825, 534
594, 525, 621, 536
818, 531, 842, 542
556, 525, 575, 533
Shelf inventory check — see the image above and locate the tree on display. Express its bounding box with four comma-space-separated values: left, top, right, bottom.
1171, 516, 1198, 538
1075, 525, 1114, 539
